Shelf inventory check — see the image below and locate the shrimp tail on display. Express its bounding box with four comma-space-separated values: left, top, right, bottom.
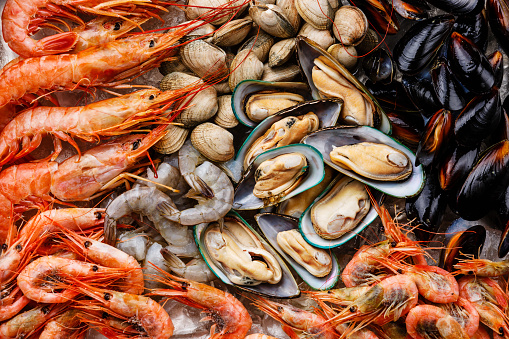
187, 174, 215, 199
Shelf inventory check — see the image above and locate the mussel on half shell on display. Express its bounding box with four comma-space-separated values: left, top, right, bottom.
439, 222, 486, 272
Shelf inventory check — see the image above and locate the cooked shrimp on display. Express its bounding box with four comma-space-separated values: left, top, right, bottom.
245, 335, 280, 339
472, 326, 491, 339
158, 160, 234, 225
455, 259, 509, 277
1, 0, 168, 58
0, 286, 30, 322
307, 285, 372, 306
0, 87, 191, 164
150, 269, 252, 339
437, 297, 480, 337
405, 304, 470, 339
39, 309, 84, 339
252, 297, 338, 339
0, 304, 63, 339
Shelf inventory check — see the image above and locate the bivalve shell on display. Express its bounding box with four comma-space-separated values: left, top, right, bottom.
295, 0, 337, 29
180, 40, 228, 80
332, 6, 368, 46
238, 31, 275, 62
191, 123, 235, 162
214, 95, 239, 128
298, 23, 335, 50
276, 0, 300, 31
249, 3, 297, 38
153, 124, 189, 154
229, 50, 264, 91
262, 64, 301, 82
268, 38, 297, 67
327, 44, 358, 71
186, 0, 248, 25
211, 18, 253, 46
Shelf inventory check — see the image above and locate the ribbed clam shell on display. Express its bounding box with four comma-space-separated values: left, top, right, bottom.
298, 23, 335, 50
153, 124, 189, 154
268, 38, 297, 67
229, 50, 264, 92
211, 18, 253, 46
180, 40, 228, 80
213, 82, 232, 95
159, 57, 188, 76
276, 0, 300, 31
186, 0, 248, 25
332, 6, 368, 46
295, 0, 337, 29
249, 3, 297, 38
327, 44, 358, 71
238, 31, 275, 62
214, 95, 238, 128
191, 123, 235, 162
182, 20, 216, 38
262, 64, 301, 82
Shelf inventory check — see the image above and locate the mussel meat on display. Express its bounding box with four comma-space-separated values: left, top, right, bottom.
245, 90, 305, 122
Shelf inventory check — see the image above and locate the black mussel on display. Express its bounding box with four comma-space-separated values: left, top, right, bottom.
500, 221, 509, 257
431, 58, 467, 111
448, 32, 495, 95
387, 111, 424, 147
365, 80, 418, 112
406, 169, 447, 241
486, 0, 509, 57
454, 89, 502, 148
440, 224, 485, 272
415, 109, 453, 168
392, 0, 430, 20
401, 74, 441, 118
492, 109, 509, 147
393, 14, 455, 75
457, 140, 509, 221
498, 183, 509, 223
489, 50, 504, 89
363, 48, 394, 85
349, 0, 400, 34
453, 13, 489, 53
439, 142, 480, 191
424, 0, 484, 14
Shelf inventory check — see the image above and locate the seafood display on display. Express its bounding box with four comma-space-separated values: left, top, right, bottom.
2, 0, 509, 338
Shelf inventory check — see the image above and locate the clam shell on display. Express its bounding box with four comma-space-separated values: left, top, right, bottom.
332, 6, 368, 46
238, 31, 275, 62
297, 36, 391, 134
249, 3, 297, 38
191, 123, 235, 162
356, 28, 380, 55
276, 0, 300, 31
302, 126, 424, 198
327, 44, 358, 71
180, 40, 228, 80
195, 211, 300, 298
268, 38, 297, 67
256, 213, 340, 289
299, 177, 384, 248
214, 95, 239, 128
262, 64, 301, 82
298, 23, 335, 50
159, 58, 188, 76
186, 0, 248, 25
229, 50, 264, 92
211, 18, 253, 46
295, 0, 337, 29
153, 124, 189, 154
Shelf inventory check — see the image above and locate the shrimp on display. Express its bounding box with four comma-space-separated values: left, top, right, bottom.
0, 304, 64, 339
405, 304, 470, 339
0, 286, 30, 322
0, 126, 166, 245
458, 276, 509, 337
39, 310, 85, 339
437, 297, 480, 337
161, 248, 215, 283
252, 297, 338, 339
104, 184, 194, 251
0, 87, 190, 164
178, 139, 214, 198
454, 259, 509, 277
307, 285, 372, 306
159, 160, 234, 225
1, 0, 169, 58
149, 269, 252, 339
245, 335, 280, 339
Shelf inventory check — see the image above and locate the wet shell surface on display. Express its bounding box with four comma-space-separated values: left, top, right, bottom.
249, 3, 297, 38
238, 31, 275, 62
229, 50, 264, 92
153, 124, 189, 154
332, 6, 368, 46
256, 213, 340, 289
310, 176, 370, 239
191, 123, 235, 162
262, 64, 301, 82
214, 95, 238, 128
327, 44, 358, 71
295, 0, 337, 29
211, 18, 253, 46
268, 38, 297, 67
180, 39, 228, 80
186, 0, 247, 25
298, 23, 335, 50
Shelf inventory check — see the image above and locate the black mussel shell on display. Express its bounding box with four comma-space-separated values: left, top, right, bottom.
349, 0, 400, 34
498, 183, 509, 223
454, 89, 502, 148
500, 221, 509, 257
365, 80, 418, 112
440, 224, 485, 271
431, 58, 467, 111
486, 0, 509, 57
406, 169, 447, 241
448, 32, 495, 95
387, 111, 424, 147
416, 109, 453, 168
363, 48, 394, 85
393, 0, 430, 20
425, 0, 484, 14
439, 142, 480, 191
393, 14, 455, 75
453, 13, 489, 53
492, 109, 509, 147
457, 140, 509, 220
489, 50, 504, 89
401, 74, 441, 118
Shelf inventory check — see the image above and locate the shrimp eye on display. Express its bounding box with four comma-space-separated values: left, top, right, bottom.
102, 312, 109, 319
500, 327, 504, 335
84, 241, 92, 248
1, 244, 7, 250
468, 271, 474, 275
92, 265, 99, 272
104, 293, 112, 300
149, 94, 155, 100
41, 306, 50, 314
132, 139, 141, 150
181, 281, 188, 290
391, 241, 397, 248
15, 244, 22, 252
95, 212, 103, 220
350, 306, 357, 313
397, 269, 403, 274
149, 39, 155, 48
277, 306, 283, 312
114, 22, 122, 31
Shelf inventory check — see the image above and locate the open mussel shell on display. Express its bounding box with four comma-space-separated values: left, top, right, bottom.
233, 144, 325, 210
296, 36, 391, 134
299, 177, 384, 248
194, 211, 300, 298
425, 0, 484, 14
255, 213, 339, 289
439, 222, 485, 271
302, 126, 425, 198
232, 80, 312, 127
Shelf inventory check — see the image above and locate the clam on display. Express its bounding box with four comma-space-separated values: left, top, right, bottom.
186, 0, 248, 25
297, 37, 391, 133
311, 176, 370, 239
180, 40, 228, 80
233, 144, 325, 210
276, 0, 300, 31
231, 80, 312, 127
191, 123, 235, 162
245, 90, 305, 122
253, 152, 308, 201
229, 50, 264, 92
295, 0, 338, 29
238, 31, 275, 62
195, 212, 300, 297
211, 18, 253, 47
214, 95, 239, 128
302, 126, 424, 198
159, 58, 188, 76
327, 44, 358, 71
256, 213, 339, 289
213, 82, 232, 95
249, 3, 296, 38
332, 6, 368, 46
262, 64, 301, 82
181, 20, 216, 39
356, 28, 379, 56
298, 23, 335, 51
153, 124, 189, 155
268, 38, 296, 67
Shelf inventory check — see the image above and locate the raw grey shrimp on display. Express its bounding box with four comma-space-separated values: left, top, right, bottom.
178, 139, 215, 198
150, 268, 252, 339
104, 184, 194, 250
405, 304, 470, 339
161, 247, 215, 283
454, 258, 509, 277
159, 160, 234, 225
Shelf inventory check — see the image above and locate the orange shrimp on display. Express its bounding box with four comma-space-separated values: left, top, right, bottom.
0, 87, 193, 165
244, 335, 280, 339
1, 0, 169, 58
0, 304, 65, 339
405, 304, 470, 339
150, 269, 252, 339
0, 286, 30, 323
252, 297, 338, 339
455, 258, 509, 277
437, 297, 480, 337
307, 285, 372, 307
0, 126, 166, 245
39, 309, 85, 339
